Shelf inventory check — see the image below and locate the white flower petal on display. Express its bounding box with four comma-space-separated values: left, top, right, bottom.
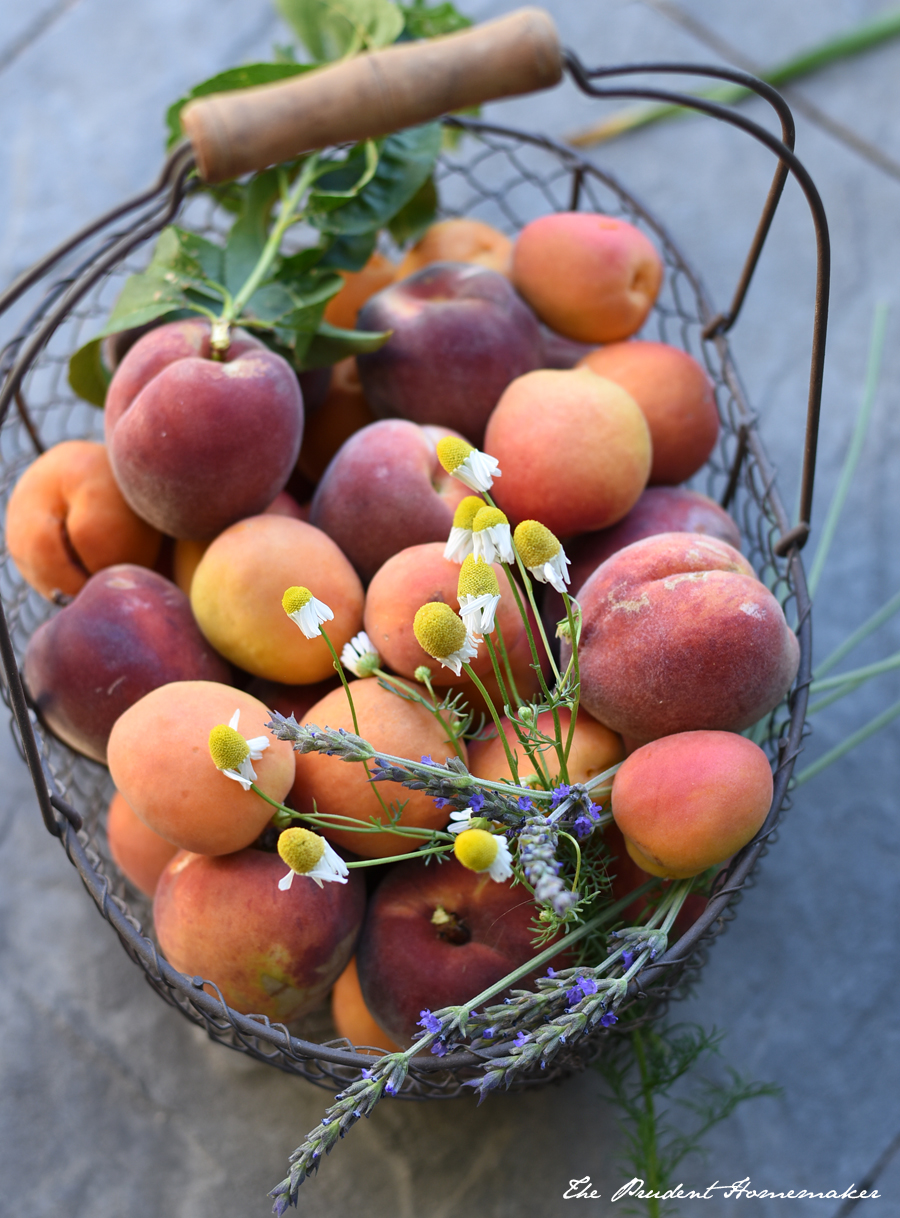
454, 450, 501, 494
341, 630, 379, 677
245, 735, 270, 759
278, 868, 295, 891
434, 630, 480, 677
444, 526, 475, 564
222, 767, 254, 791
288, 596, 334, 639
458, 592, 500, 635
472, 523, 514, 566
228, 709, 241, 730
487, 835, 514, 883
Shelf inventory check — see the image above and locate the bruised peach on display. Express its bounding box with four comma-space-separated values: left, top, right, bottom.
611, 730, 773, 878
467, 707, 623, 787
106, 791, 178, 897
578, 342, 719, 485
575, 533, 800, 741
322, 251, 397, 331
484, 367, 652, 537
154, 847, 365, 1022
331, 957, 401, 1052
189, 515, 364, 683
107, 681, 295, 855
290, 678, 463, 859
396, 218, 513, 280
6, 440, 161, 599
512, 213, 663, 343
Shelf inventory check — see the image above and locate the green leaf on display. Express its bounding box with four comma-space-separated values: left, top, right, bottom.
67, 338, 111, 408
223, 170, 282, 298
309, 123, 441, 235
299, 320, 392, 368
399, 0, 472, 39
95, 274, 193, 340
307, 141, 380, 214
387, 174, 438, 245
165, 62, 312, 149
275, 0, 404, 62
317, 231, 378, 272
150, 226, 224, 286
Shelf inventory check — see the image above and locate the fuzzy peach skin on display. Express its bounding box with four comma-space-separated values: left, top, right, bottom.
6, 440, 161, 599
322, 251, 397, 331
578, 342, 719, 486
190, 515, 364, 683
467, 707, 623, 788
484, 367, 652, 538
290, 678, 463, 859
154, 847, 365, 1022
363, 541, 526, 687
107, 681, 295, 855
573, 533, 800, 741
331, 956, 401, 1052
107, 791, 179, 897
611, 730, 773, 878
511, 212, 664, 344
396, 218, 513, 280
104, 318, 303, 540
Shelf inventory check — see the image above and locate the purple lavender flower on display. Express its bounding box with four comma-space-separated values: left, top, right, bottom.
421, 754, 434, 765
514, 1030, 530, 1048
550, 784, 572, 808
621, 950, 635, 970
417, 1009, 443, 1036
517, 796, 532, 811
433, 796, 450, 809
430, 1040, 448, 1057
600, 1010, 618, 1028
469, 789, 486, 813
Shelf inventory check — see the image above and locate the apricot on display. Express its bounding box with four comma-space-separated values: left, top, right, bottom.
575, 533, 800, 740
396, 218, 513, 279
467, 707, 623, 787
611, 731, 773, 878
290, 678, 464, 858
6, 440, 161, 599
512, 212, 663, 343
484, 367, 652, 537
189, 514, 364, 683
322, 251, 397, 331
363, 542, 526, 687
331, 957, 400, 1052
154, 846, 365, 1022
106, 791, 178, 897
296, 357, 376, 484
578, 342, 719, 485
107, 681, 295, 855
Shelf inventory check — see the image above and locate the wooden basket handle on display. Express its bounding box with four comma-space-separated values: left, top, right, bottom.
181, 8, 562, 183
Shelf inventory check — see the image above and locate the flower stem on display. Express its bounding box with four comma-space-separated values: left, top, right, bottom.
376, 669, 466, 761
493, 617, 523, 706
462, 661, 521, 785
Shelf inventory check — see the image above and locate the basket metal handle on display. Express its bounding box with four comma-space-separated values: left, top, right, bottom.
180, 7, 563, 184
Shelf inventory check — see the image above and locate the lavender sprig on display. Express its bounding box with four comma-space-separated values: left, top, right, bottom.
517, 807, 581, 917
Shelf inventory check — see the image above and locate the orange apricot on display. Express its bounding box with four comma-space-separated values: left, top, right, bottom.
396, 218, 513, 279
323, 252, 397, 331
468, 707, 623, 788
331, 957, 401, 1052
106, 790, 179, 896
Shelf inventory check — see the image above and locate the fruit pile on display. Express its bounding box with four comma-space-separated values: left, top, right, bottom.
6, 205, 798, 1062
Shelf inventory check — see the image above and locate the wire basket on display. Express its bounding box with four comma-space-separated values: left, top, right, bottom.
0, 49, 823, 1099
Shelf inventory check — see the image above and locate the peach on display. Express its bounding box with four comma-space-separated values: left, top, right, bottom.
6, 440, 161, 600
23, 565, 230, 763
611, 731, 773, 878
154, 846, 365, 1022
290, 678, 463, 859
309, 420, 471, 585
574, 533, 800, 741
322, 251, 397, 331
512, 212, 663, 343
331, 957, 401, 1052
105, 318, 304, 540
363, 542, 526, 687
106, 791, 179, 897
578, 342, 719, 485
484, 367, 652, 537
468, 707, 623, 788
189, 514, 364, 683
296, 357, 376, 484
396, 218, 513, 279
107, 681, 295, 855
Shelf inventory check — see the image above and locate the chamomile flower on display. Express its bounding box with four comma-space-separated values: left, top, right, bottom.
457, 553, 501, 635
208, 709, 269, 791
277, 827, 349, 890
282, 586, 334, 639
341, 630, 380, 677
413, 601, 479, 676
453, 827, 514, 883
435, 436, 501, 494
513, 520, 571, 593
471, 506, 514, 565
443, 495, 485, 563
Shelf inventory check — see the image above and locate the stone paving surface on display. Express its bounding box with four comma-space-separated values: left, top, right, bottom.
2, 1, 900, 1215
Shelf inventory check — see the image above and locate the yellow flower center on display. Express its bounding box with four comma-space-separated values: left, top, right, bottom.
472, 506, 508, 533
436, 436, 474, 474
413, 602, 467, 660
282, 586, 313, 615
458, 553, 500, 599
513, 520, 560, 566
208, 724, 249, 771
278, 827, 326, 874
454, 828, 499, 873
452, 495, 485, 529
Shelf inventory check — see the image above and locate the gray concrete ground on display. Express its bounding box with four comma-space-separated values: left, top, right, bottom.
2, 0, 900, 1215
